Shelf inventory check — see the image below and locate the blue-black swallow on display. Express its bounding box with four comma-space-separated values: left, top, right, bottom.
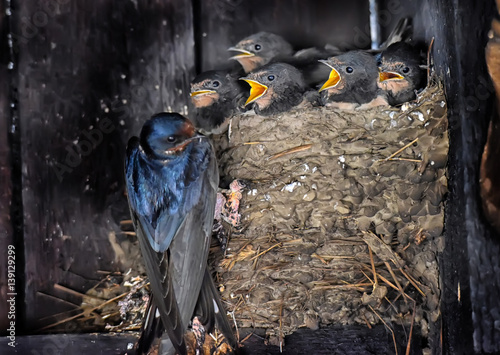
377, 42, 426, 105
240, 62, 316, 116
125, 112, 236, 354
318, 51, 388, 109
190, 70, 248, 135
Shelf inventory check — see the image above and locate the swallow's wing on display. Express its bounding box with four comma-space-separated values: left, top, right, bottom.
126, 137, 187, 355
168, 141, 219, 328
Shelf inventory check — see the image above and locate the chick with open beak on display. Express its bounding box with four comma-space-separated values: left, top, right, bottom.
377, 42, 426, 106
319, 51, 388, 110
240, 62, 310, 116
229, 32, 294, 73
190, 70, 248, 134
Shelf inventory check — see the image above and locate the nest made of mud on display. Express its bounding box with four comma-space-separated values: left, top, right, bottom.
214, 79, 448, 346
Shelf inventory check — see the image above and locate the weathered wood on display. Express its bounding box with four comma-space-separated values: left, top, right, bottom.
0, 0, 14, 335
480, 6, 500, 235
381, 0, 500, 353
0, 333, 138, 354
11, 0, 195, 330
0, 325, 424, 354
195, 0, 370, 72
1, 1, 498, 353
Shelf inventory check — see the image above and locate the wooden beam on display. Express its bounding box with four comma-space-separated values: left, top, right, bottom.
10, 0, 195, 330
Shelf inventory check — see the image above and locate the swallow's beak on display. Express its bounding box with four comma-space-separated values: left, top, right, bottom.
190, 90, 217, 97
240, 78, 268, 105
318, 60, 341, 92
379, 71, 404, 82
228, 47, 255, 60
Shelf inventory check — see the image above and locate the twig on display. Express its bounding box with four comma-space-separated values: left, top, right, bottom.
39, 291, 129, 331
383, 138, 419, 161
279, 298, 284, 353
243, 141, 269, 145
384, 158, 422, 163
427, 37, 435, 83
231, 311, 240, 343
249, 243, 281, 261
406, 300, 417, 355
368, 246, 378, 288
384, 262, 408, 304
400, 268, 426, 298
240, 332, 254, 343
267, 144, 313, 161
369, 305, 398, 355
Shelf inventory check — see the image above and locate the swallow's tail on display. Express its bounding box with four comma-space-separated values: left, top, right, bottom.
195, 269, 238, 351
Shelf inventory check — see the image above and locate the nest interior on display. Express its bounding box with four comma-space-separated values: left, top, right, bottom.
214, 80, 448, 346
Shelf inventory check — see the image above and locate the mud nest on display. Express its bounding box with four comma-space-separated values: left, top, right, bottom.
214, 78, 448, 346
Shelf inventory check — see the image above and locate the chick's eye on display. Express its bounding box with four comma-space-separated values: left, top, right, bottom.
267, 75, 275, 81
212, 81, 220, 88
402, 67, 410, 74
346, 67, 354, 73
254, 44, 261, 51
166, 136, 177, 143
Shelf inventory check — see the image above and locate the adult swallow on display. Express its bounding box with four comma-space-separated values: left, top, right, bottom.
318, 51, 388, 110
240, 62, 313, 116
125, 113, 236, 354
377, 42, 426, 105
228, 32, 294, 73
190, 70, 248, 134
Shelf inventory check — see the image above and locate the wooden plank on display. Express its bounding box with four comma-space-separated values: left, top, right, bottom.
240, 325, 423, 354
0, 324, 423, 354
380, 0, 500, 353
0, 1, 15, 335
195, 0, 370, 72
0, 333, 137, 355
11, 0, 195, 330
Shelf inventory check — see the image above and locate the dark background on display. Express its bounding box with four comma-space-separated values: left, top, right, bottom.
0, 0, 499, 353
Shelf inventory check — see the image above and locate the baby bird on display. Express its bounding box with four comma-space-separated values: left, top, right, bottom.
228, 32, 294, 73
319, 51, 388, 110
190, 70, 248, 134
240, 62, 313, 116
377, 42, 426, 105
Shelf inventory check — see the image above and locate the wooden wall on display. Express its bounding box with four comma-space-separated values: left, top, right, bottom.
1, 0, 499, 354
380, 0, 500, 352
0, 0, 14, 334
9, 0, 196, 330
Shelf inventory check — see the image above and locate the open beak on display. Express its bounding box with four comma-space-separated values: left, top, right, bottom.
379, 71, 404, 82
190, 89, 217, 97
240, 79, 268, 105
228, 47, 255, 60
318, 60, 341, 92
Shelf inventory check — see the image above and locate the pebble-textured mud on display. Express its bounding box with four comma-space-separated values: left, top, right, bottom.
214, 80, 448, 345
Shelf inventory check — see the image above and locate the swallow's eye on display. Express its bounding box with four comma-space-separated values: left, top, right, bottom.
254, 44, 262, 51
346, 67, 354, 73
212, 81, 220, 88
267, 75, 275, 81
166, 136, 177, 143
402, 66, 410, 74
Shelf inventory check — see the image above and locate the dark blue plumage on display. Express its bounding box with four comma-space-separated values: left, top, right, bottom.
125, 112, 236, 354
